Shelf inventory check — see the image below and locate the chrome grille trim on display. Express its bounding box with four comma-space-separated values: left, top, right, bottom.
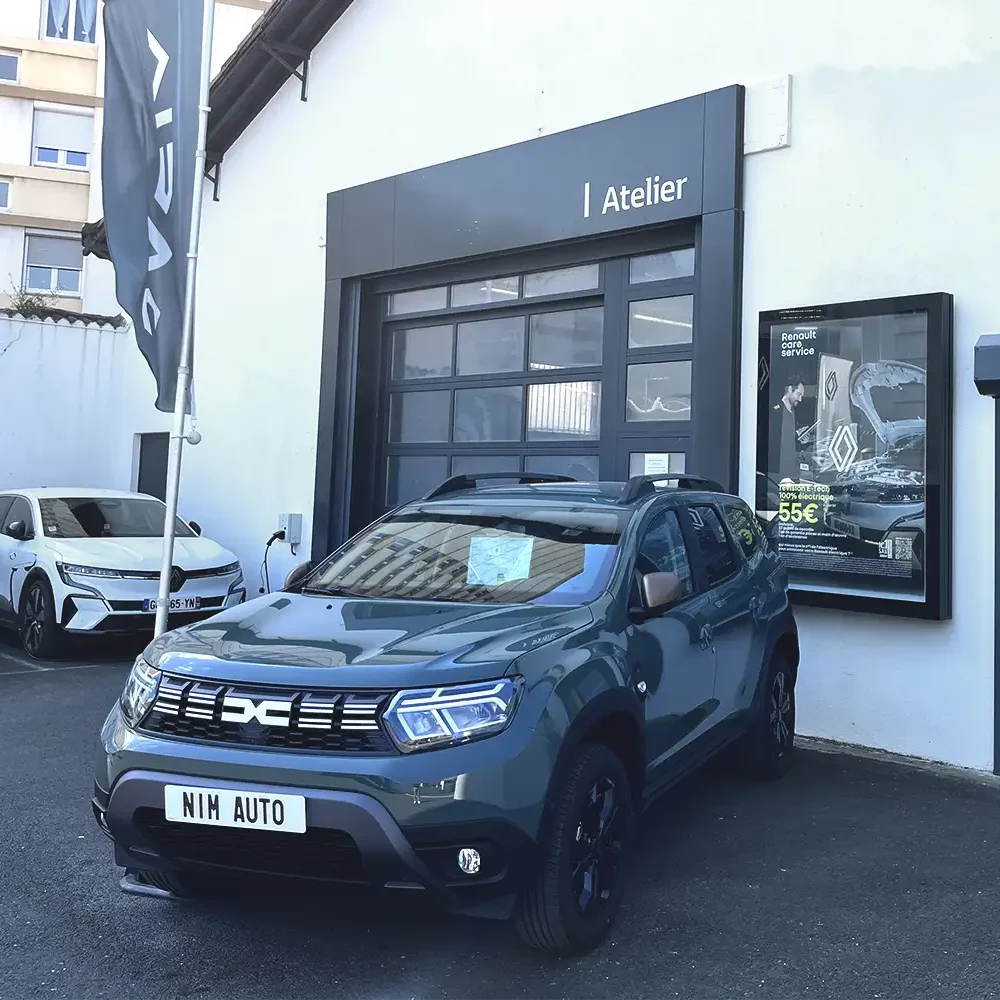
140, 675, 395, 753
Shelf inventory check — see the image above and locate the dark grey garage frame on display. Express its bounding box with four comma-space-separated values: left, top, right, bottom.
312, 85, 746, 555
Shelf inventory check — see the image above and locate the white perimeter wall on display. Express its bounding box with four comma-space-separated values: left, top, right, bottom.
0, 315, 177, 500
189, 0, 1000, 768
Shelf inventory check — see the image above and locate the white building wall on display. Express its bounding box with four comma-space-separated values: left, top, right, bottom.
189, 0, 999, 767
0, 0, 42, 39
0, 97, 32, 166
0, 223, 24, 295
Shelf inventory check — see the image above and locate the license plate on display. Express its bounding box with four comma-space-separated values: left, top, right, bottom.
164, 785, 306, 833
827, 515, 860, 539
143, 596, 201, 612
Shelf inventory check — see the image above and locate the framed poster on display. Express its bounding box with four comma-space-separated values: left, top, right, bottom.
755, 293, 953, 619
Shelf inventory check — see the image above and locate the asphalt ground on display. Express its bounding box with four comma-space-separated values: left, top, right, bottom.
2, 631, 999, 1000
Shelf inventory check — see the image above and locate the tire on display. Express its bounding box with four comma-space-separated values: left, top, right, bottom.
19, 576, 63, 660
515, 744, 634, 955
740, 650, 796, 780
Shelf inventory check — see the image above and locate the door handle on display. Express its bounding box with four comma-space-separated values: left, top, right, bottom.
699, 624, 713, 650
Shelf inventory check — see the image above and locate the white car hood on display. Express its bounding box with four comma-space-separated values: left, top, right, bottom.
48, 536, 235, 572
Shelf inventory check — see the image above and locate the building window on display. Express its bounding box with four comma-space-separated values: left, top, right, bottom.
24, 234, 83, 296
32, 108, 93, 170
0, 179, 10, 211
43, 0, 98, 43
0, 51, 19, 82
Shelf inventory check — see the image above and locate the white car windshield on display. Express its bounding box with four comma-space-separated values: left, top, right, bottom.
39, 497, 196, 539
304, 505, 627, 606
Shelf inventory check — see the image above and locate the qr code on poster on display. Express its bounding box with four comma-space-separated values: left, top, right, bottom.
893, 535, 914, 561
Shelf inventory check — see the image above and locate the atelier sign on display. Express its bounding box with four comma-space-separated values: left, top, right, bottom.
583, 175, 689, 218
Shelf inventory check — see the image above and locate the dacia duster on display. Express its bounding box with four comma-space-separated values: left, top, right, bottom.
94, 472, 798, 954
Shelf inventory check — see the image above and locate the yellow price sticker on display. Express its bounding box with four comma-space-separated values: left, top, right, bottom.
778, 501, 820, 524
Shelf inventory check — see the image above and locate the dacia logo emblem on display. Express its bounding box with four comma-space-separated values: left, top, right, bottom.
221, 695, 292, 727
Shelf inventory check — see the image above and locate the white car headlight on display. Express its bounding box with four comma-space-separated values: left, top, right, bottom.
384, 678, 522, 753
58, 562, 122, 580
119, 656, 161, 728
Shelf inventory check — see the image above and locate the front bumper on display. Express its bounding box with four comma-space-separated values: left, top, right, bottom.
60, 572, 246, 633
94, 698, 553, 915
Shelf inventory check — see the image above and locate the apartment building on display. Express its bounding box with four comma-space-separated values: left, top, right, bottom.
0, 0, 269, 315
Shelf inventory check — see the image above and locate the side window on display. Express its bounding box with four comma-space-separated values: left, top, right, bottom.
0, 496, 14, 531
5, 497, 34, 537
687, 505, 737, 587
724, 503, 761, 562
635, 509, 693, 599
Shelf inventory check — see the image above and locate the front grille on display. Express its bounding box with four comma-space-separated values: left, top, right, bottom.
139, 676, 397, 754
116, 566, 236, 584
185, 565, 238, 579
133, 807, 365, 881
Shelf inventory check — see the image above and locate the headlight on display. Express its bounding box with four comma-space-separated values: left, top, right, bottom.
119, 656, 161, 728
58, 562, 122, 581
217, 561, 240, 575
384, 677, 522, 753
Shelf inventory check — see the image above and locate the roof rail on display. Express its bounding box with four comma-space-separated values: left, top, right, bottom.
422, 472, 577, 501
618, 474, 725, 504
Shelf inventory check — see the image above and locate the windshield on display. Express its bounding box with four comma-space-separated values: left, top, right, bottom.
306, 505, 626, 606
39, 497, 196, 539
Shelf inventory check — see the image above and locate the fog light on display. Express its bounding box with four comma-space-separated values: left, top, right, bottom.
457, 848, 481, 875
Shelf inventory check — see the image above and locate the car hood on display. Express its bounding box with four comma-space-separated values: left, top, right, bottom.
849, 360, 926, 450
145, 592, 594, 689
48, 536, 235, 571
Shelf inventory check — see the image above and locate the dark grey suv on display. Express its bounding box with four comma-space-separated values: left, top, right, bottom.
94, 472, 798, 954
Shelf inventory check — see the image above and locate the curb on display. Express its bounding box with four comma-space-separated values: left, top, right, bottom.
798, 734, 1000, 791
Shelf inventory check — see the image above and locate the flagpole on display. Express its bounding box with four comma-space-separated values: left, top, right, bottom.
154, 0, 216, 638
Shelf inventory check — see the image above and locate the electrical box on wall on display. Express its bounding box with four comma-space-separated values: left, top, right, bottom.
278, 513, 302, 547
974, 335, 1000, 397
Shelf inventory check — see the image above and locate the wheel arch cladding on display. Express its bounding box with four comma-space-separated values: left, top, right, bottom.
546, 689, 645, 816
773, 630, 800, 682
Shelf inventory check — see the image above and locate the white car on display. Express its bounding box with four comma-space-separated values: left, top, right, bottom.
0, 488, 246, 658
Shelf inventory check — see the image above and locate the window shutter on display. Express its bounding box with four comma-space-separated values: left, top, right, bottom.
26, 235, 83, 269
32, 109, 94, 153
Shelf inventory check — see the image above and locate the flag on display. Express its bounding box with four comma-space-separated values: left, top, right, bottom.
101, 0, 205, 411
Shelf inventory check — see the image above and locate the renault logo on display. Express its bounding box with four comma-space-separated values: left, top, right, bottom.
170, 566, 186, 592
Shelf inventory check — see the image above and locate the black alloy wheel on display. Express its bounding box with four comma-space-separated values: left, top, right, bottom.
20, 577, 61, 660
571, 775, 627, 920
739, 650, 796, 779
770, 667, 793, 753
516, 744, 635, 954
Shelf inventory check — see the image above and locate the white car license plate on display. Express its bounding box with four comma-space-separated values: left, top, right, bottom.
143, 596, 201, 612
827, 514, 861, 539
164, 785, 306, 833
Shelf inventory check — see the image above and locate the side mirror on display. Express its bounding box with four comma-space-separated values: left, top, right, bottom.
283, 560, 316, 592
631, 571, 684, 619
5, 520, 27, 541
188, 520, 202, 536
